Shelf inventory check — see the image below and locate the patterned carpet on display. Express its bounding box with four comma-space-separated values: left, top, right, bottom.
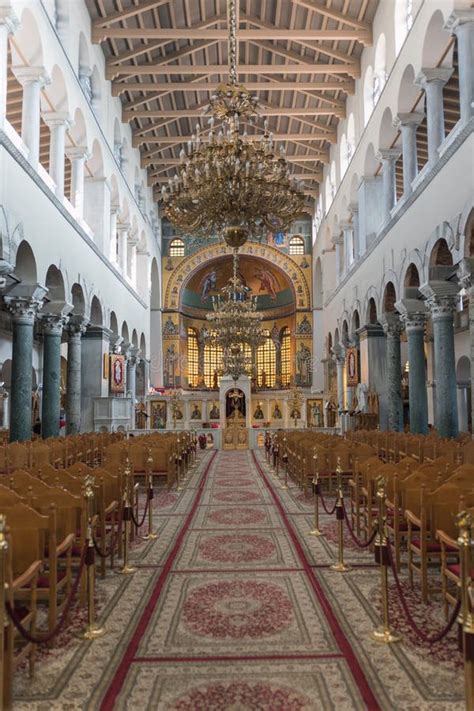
12, 450, 465, 710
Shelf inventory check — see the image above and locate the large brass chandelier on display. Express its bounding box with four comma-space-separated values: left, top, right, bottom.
160, 0, 305, 244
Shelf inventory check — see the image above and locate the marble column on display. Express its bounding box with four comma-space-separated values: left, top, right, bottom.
377, 148, 400, 224
43, 111, 70, 198
127, 236, 138, 286
66, 146, 89, 218
13, 66, 50, 167
66, 316, 89, 435
457, 384, 469, 433
340, 222, 353, 273
4, 287, 47, 442
332, 234, 344, 282
348, 202, 360, 259
420, 283, 459, 439
0, 4, 19, 129
116, 222, 130, 275
126, 347, 139, 428
332, 344, 345, 412
395, 298, 429, 434
109, 205, 119, 263
445, 10, 474, 126
415, 68, 453, 164
40, 306, 72, 439
457, 258, 474, 433
381, 312, 404, 431
393, 113, 424, 197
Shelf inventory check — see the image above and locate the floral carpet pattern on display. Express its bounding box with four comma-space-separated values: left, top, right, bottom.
12, 449, 465, 710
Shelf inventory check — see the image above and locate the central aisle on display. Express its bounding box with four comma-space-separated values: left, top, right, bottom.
15, 450, 465, 710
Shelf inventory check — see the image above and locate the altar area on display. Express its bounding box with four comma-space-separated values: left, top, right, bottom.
132, 376, 339, 450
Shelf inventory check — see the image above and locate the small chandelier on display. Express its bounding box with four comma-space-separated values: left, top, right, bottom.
160, 0, 305, 245
205, 251, 265, 380
205, 251, 265, 351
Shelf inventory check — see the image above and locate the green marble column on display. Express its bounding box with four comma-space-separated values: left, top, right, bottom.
428, 295, 459, 439
66, 316, 88, 435
382, 313, 404, 431
41, 314, 69, 439
5, 291, 45, 442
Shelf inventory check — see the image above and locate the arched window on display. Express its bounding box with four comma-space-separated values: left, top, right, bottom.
169, 238, 185, 257
281, 327, 291, 386
257, 331, 276, 387
204, 341, 222, 387
289, 236, 305, 255
187, 328, 199, 387
395, 0, 414, 54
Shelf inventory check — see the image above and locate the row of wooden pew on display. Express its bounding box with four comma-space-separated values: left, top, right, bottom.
275, 430, 474, 626
0, 431, 195, 708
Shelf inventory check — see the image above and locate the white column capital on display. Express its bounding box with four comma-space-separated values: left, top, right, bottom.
331, 233, 344, 246
127, 233, 139, 246
65, 145, 90, 162
0, 3, 20, 32
117, 221, 131, 233
419, 281, 460, 319
12, 65, 50, 87
415, 67, 453, 88
393, 112, 424, 129
339, 221, 353, 233
348, 201, 358, 215
376, 148, 401, 163
444, 9, 474, 33
110, 203, 120, 216
42, 110, 72, 129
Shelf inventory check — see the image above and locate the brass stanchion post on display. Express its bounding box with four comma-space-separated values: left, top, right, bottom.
144, 449, 157, 541
280, 437, 289, 490
371, 476, 400, 643
117, 459, 136, 575
176, 436, 184, 491
308, 451, 323, 537
456, 511, 474, 711
0, 515, 7, 708
79, 479, 105, 639
330, 462, 350, 572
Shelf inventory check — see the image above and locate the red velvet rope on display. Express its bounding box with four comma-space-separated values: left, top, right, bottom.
130, 487, 151, 529
318, 489, 338, 516
5, 542, 88, 644
342, 500, 378, 549
92, 506, 124, 560
386, 543, 461, 644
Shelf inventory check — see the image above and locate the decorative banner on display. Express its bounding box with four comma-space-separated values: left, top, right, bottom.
110, 354, 125, 394
346, 347, 359, 387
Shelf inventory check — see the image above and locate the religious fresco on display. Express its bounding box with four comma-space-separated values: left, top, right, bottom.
163, 242, 311, 312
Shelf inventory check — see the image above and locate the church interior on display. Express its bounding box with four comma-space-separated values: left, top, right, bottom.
0, 0, 473, 708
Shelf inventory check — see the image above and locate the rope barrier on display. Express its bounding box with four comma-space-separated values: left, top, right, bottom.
130, 487, 151, 529
92, 507, 124, 560
342, 500, 378, 549
5, 542, 88, 644
319, 489, 338, 516
386, 544, 461, 645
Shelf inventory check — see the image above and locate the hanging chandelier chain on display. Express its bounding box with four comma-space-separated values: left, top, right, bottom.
227, 0, 238, 87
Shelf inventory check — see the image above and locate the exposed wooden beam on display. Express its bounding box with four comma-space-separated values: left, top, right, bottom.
106, 40, 219, 80
290, 0, 371, 31
112, 63, 357, 78
126, 105, 344, 122
141, 132, 333, 149
142, 145, 330, 168
106, 13, 226, 66
93, 27, 373, 44
92, 0, 170, 29
113, 79, 355, 96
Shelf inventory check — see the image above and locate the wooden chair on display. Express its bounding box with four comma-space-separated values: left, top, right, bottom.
3, 524, 42, 709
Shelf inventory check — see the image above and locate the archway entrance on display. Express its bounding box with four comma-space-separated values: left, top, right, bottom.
223, 387, 248, 450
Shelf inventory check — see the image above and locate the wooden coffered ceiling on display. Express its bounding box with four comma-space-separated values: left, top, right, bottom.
87, 0, 378, 209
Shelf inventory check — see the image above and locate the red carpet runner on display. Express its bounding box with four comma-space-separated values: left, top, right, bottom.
99, 451, 381, 710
